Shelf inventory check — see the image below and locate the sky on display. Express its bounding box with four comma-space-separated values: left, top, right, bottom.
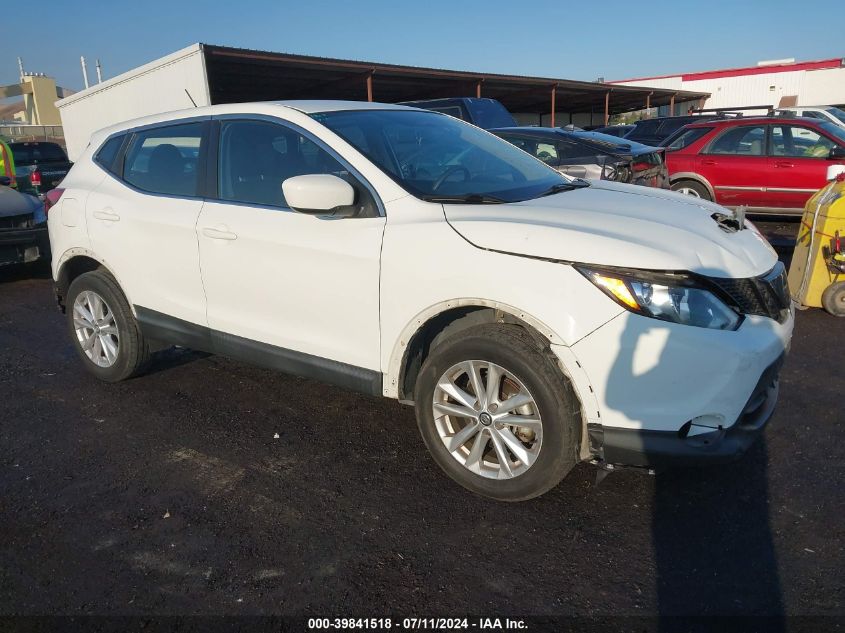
1, 0, 843, 93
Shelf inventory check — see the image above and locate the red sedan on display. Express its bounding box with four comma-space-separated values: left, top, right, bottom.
663, 116, 845, 215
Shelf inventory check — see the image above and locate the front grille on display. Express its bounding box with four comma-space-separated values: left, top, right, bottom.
0, 214, 33, 230
709, 262, 791, 323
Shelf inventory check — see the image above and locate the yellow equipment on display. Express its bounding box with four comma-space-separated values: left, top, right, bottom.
788, 168, 845, 316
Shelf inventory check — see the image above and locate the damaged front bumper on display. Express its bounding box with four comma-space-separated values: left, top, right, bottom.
0, 224, 50, 266
591, 354, 783, 468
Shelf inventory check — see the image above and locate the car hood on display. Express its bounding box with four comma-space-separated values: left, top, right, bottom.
444, 180, 778, 279
0, 185, 42, 219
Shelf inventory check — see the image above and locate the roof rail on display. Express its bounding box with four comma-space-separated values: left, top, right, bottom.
689, 104, 777, 118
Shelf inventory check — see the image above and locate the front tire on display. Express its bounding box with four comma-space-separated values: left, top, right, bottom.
67, 269, 150, 382
414, 324, 580, 501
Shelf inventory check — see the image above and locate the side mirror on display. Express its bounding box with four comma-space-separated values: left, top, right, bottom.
0, 176, 11, 187
282, 174, 356, 217
828, 146, 845, 161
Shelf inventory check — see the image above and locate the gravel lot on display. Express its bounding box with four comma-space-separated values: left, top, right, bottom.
1, 224, 843, 622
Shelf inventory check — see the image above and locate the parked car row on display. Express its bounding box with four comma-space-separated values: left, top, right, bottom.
403, 98, 845, 215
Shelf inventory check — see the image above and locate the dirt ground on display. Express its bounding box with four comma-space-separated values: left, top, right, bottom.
1, 226, 842, 623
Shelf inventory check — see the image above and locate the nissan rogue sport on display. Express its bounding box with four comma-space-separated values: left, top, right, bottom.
48, 101, 793, 501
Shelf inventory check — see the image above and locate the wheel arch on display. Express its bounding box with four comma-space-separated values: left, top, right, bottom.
388, 299, 569, 402
55, 249, 127, 313
669, 172, 716, 200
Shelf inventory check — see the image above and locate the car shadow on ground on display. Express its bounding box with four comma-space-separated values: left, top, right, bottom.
0, 261, 51, 284
602, 269, 785, 627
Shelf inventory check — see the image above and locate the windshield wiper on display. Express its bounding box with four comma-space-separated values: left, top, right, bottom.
537, 180, 591, 197
422, 193, 507, 204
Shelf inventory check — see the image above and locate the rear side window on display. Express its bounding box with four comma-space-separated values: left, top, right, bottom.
705, 125, 766, 156
123, 123, 204, 197
94, 135, 125, 173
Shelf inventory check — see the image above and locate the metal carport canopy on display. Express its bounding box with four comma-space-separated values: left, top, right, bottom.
201, 44, 709, 121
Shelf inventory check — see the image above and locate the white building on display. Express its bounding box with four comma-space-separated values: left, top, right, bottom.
610, 57, 845, 114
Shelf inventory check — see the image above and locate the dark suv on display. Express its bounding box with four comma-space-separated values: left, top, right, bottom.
625, 115, 723, 146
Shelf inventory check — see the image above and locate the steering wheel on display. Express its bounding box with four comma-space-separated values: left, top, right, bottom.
432, 166, 471, 191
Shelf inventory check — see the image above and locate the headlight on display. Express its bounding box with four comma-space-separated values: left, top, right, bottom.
577, 266, 741, 331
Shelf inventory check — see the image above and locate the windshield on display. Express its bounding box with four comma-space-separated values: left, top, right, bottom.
312, 110, 571, 203
826, 107, 845, 124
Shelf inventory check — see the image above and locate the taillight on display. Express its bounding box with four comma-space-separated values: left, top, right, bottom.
44, 188, 65, 216
30, 169, 42, 188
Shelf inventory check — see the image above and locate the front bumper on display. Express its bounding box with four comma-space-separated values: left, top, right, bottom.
595, 354, 782, 468
0, 225, 50, 266
568, 307, 793, 468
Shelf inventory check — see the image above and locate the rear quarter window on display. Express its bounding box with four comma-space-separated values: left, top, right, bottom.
94, 135, 125, 174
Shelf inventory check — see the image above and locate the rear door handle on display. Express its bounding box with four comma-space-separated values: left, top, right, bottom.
93, 209, 120, 222
701, 159, 717, 166
202, 225, 238, 241
774, 161, 794, 168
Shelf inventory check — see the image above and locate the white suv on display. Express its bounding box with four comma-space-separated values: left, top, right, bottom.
48, 101, 794, 500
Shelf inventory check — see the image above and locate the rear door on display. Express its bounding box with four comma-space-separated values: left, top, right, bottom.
85, 120, 209, 326
767, 123, 843, 211
696, 123, 769, 208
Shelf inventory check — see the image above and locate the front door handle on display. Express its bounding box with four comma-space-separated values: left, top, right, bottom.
93, 209, 120, 222
202, 225, 238, 241
774, 161, 794, 168
701, 159, 717, 166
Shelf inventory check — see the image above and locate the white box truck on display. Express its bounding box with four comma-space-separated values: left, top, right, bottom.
57, 44, 211, 161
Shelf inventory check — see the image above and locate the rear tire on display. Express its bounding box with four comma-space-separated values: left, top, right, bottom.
822, 282, 845, 317
414, 324, 580, 501
671, 179, 711, 201
67, 269, 150, 382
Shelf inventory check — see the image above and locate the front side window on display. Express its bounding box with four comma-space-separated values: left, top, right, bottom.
771, 125, 835, 158
123, 123, 204, 197
705, 125, 766, 156
313, 110, 570, 203
217, 119, 349, 208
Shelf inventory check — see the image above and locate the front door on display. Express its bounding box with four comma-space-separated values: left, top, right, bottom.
197, 118, 385, 383
697, 123, 769, 209
768, 123, 845, 211
85, 120, 209, 326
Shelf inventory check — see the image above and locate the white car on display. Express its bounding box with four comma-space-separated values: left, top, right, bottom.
47, 101, 794, 501
775, 105, 845, 128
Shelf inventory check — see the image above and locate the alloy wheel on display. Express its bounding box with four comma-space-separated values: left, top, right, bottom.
432, 360, 543, 479
73, 290, 120, 368
676, 186, 702, 198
